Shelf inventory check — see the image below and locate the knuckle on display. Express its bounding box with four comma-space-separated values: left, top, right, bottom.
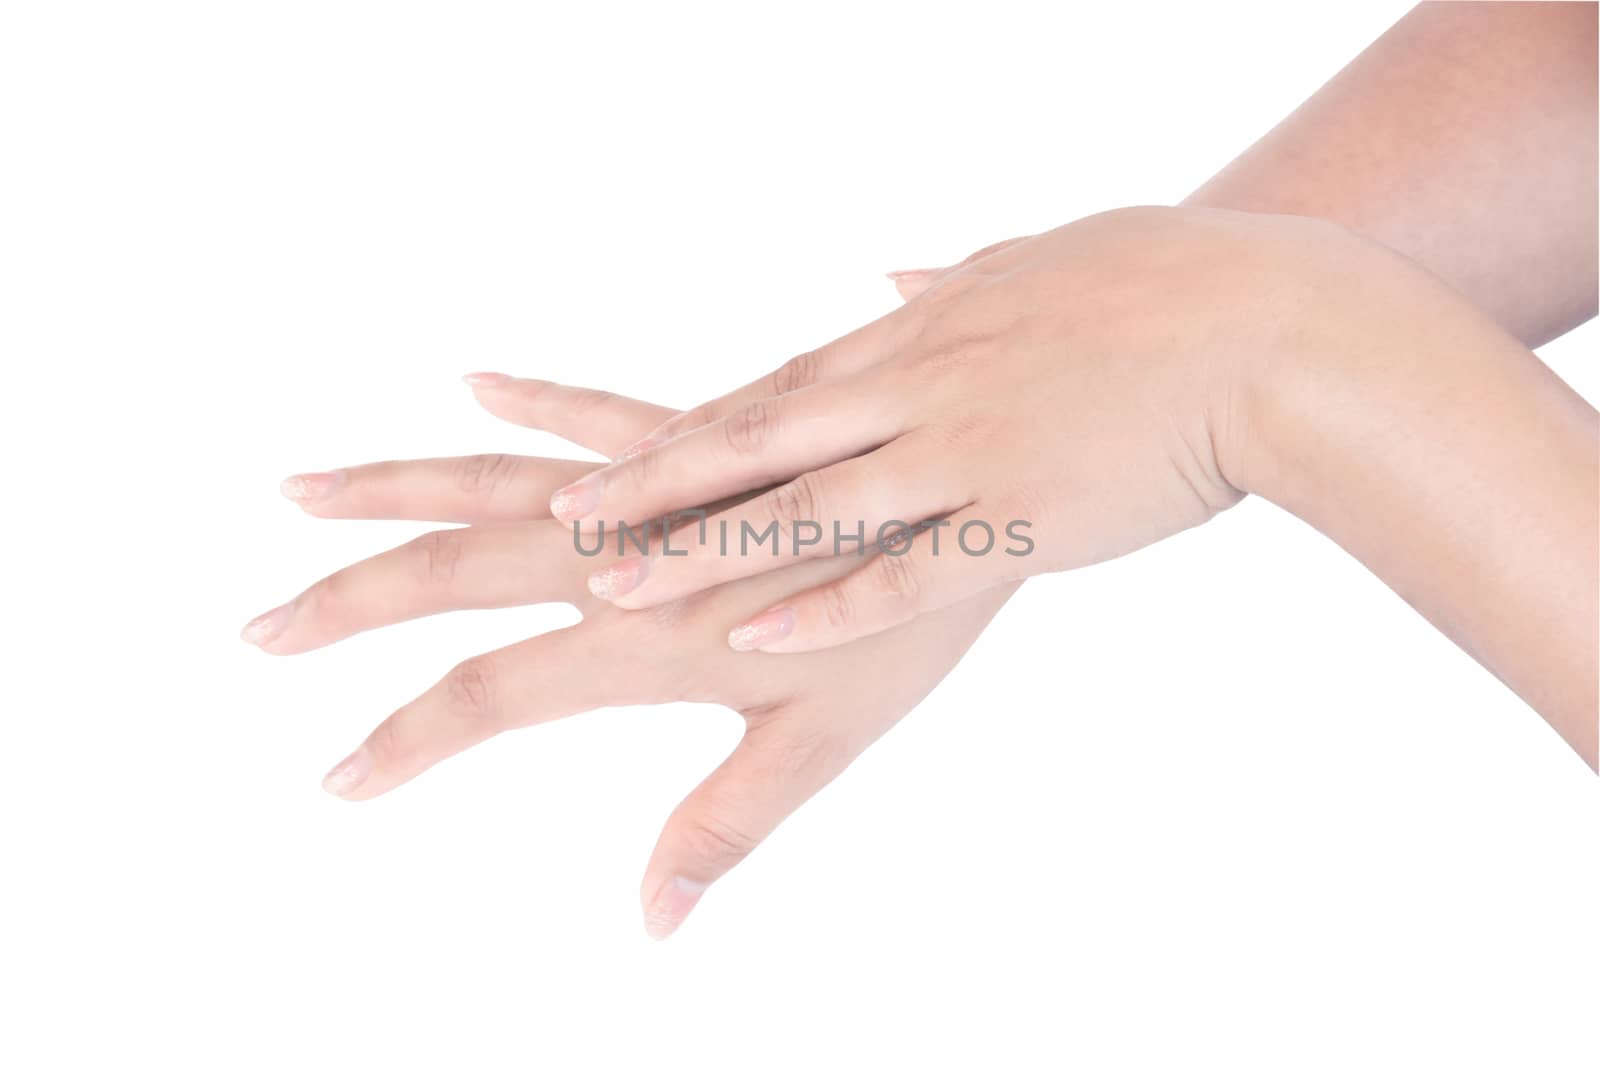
683, 405, 719, 433
410, 529, 464, 584
454, 453, 520, 495
681, 806, 762, 867
510, 377, 553, 405
300, 558, 377, 628
998, 481, 1052, 527
765, 471, 822, 530
442, 655, 502, 727
295, 576, 343, 630
662, 405, 717, 441
818, 581, 856, 630
771, 350, 822, 396
622, 439, 664, 489
721, 398, 780, 457
364, 716, 405, 767
872, 550, 923, 603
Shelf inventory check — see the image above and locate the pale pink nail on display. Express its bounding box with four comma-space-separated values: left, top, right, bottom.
240, 601, 294, 648
280, 470, 344, 505
885, 268, 938, 281
587, 555, 650, 601
550, 475, 602, 522
644, 875, 708, 940
462, 371, 511, 387
321, 746, 373, 798
727, 607, 796, 652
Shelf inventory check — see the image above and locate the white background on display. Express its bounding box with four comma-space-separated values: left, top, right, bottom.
3, 1, 1596, 1063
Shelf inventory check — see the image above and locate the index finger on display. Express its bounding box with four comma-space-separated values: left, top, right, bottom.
619, 306, 914, 457
550, 374, 910, 532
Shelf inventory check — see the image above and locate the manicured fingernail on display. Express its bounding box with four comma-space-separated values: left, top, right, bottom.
727, 607, 796, 652
587, 555, 649, 601
644, 875, 708, 940
240, 601, 294, 647
550, 475, 601, 522
885, 268, 937, 282
321, 746, 373, 798
280, 470, 344, 505
463, 371, 511, 387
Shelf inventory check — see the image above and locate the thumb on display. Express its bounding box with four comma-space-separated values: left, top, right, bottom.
639, 707, 859, 940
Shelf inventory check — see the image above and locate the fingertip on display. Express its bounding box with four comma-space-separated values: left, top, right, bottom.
240, 601, 295, 649
643, 875, 709, 941
462, 372, 511, 387
550, 475, 602, 523
586, 555, 650, 602
727, 606, 796, 652
280, 470, 344, 508
321, 745, 374, 799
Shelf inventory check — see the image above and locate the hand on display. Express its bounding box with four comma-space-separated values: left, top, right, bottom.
242, 379, 1014, 937
546, 206, 1303, 650
533, 205, 1598, 765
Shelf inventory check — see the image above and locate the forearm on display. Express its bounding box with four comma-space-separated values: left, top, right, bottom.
1233, 235, 1599, 767
1185, 1, 1598, 347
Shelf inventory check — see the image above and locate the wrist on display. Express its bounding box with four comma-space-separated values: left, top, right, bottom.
1216, 228, 1599, 763
1217, 222, 1459, 511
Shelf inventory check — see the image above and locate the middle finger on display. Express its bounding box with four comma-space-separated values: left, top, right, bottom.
241, 521, 584, 655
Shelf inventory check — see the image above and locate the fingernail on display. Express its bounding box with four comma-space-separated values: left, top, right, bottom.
550, 475, 602, 522
321, 746, 373, 798
727, 607, 796, 652
280, 470, 344, 505
463, 372, 511, 387
644, 875, 708, 940
887, 269, 939, 300
587, 555, 649, 601
240, 601, 294, 647
619, 430, 664, 461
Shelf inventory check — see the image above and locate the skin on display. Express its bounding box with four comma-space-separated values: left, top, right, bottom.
1186, 0, 1597, 349
246, 3, 1599, 939
548, 207, 1598, 774
896, 2, 1597, 337
243, 380, 1015, 938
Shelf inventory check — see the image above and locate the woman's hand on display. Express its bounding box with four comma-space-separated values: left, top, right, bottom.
242, 380, 1014, 937
545, 206, 1323, 649
533, 205, 1597, 764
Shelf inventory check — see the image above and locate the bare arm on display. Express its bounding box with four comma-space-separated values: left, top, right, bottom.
1186, 1, 1598, 347
1234, 229, 1600, 768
